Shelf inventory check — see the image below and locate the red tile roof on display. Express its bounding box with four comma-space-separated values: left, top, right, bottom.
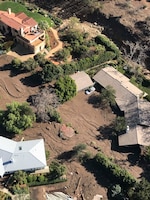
0, 10, 37, 31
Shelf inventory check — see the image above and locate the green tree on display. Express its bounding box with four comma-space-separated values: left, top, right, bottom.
114, 116, 126, 134
21, 58, 38, 72
100, 85, 116, 107
108, 184, 126, 200
55, 76, 77, 103
34, 53, 46, 66
73, 143, 86, 155
40, 61, 63, 83
11, 58, 22, 70
1, 102, 36, 134
38, 20, 49, 30
128, 178, 150, 200
49, 161, 66, 179
55, 48, 71, 62
13, 171, 27, 185
143, 146, 150, 163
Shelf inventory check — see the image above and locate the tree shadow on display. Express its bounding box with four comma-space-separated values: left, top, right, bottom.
0, 63, 12, 71
57, 150, 75, 162
82, 158, 115, 189
20, 73, 42, 87
0, 125, 15, 139
127, 149, 141, 166
87, 94, 101, 108
97, 124, 114, 140
97, 124, 141, 167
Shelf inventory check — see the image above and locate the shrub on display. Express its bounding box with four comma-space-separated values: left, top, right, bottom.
55, 76, 77, 103
40, 62, 63, 83
48, 108, 62, 123
95, 152, 136, 186
95, 34, 120, 57
11, 58, 22, 70
73, 144, 86, 156
49, 161, 66, 179
21, 58, 38, 72
0, 102, 36, 134
34, 53, 47, 66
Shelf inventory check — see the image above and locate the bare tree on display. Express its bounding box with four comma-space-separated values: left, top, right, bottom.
122, 41, 148, 67
31, 87, 60, 122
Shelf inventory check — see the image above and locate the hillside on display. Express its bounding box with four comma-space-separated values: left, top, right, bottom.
36, 0, 150, 68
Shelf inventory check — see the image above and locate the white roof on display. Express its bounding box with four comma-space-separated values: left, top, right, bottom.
70, 71, 94, 92
0, 136, 47, 177
0, 158, 5, 177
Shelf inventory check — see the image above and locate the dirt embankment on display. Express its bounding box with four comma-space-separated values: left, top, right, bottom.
36, 0, 150, 68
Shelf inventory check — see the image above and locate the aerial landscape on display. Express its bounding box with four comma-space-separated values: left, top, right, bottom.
0, 0, 150, 200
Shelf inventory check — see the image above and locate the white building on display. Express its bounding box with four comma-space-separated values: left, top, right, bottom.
0, 136, 47, 177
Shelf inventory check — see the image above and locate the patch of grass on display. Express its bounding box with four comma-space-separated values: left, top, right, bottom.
0, 1, 54, 26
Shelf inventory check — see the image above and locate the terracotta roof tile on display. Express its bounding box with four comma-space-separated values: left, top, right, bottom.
0, 10, 37, 31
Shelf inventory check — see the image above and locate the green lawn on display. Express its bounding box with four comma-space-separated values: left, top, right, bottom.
0, 1, 54, 26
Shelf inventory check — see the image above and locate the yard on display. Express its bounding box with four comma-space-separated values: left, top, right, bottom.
0, 55, 143, 200
0, 1, 54, 26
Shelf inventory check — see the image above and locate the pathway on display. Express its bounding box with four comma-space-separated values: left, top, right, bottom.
45, 27, 63, 59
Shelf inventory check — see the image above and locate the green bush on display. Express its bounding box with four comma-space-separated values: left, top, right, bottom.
34, 53, 47, 66
95, 152, 136, 186
21, 58, 38, 72
0, 102, 36, 134
11, 58, 22, 70
49, 161, 66, 179
48, 108, 62, 123
95, 34, 120, 57
55, 76, 77, 103
40, 61, 63, 83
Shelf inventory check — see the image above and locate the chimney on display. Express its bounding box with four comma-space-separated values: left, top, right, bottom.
8, 8, 11, 15
20, 27, 24, 36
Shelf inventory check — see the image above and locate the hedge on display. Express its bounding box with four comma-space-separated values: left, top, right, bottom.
95, 152, 136, 186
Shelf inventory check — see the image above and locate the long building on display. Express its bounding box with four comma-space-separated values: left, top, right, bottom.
93, 66, 150, 146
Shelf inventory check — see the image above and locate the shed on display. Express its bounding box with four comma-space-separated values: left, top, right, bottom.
70, 71, 94, 92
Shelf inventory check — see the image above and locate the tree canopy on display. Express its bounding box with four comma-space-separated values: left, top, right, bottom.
55, 76, 77, 103
100, 85, 116, 107
38, 20, 49, 30
0, 102, 36, 134
40, 61, 63, 83
128, 178, 150, 200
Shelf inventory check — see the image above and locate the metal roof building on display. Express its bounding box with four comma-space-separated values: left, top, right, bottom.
70, 71, 94, 92
93, 66, 150, 146
0, 136, 47, 177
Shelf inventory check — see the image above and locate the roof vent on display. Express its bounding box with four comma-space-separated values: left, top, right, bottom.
19, 146, 22, 151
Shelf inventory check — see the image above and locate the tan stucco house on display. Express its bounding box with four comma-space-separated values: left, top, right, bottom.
0, 8, 45, 54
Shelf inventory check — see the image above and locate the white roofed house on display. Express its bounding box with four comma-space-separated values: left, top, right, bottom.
0, 136, 48, 177
93, 66, 150, 147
